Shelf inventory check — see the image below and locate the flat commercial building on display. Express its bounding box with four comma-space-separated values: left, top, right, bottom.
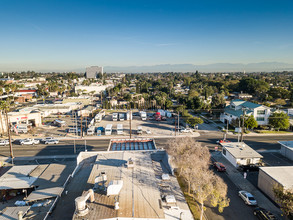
86, 66, 103, 78
72, 150, 193, 220
220, 142, 263, 167
258, 166, 293, 202
0, 111, 42, 134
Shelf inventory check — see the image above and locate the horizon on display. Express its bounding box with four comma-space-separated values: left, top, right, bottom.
1, 0, 293, 72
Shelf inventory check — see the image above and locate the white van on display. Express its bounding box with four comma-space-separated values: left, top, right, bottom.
137, 126, 143, 134
119, 113, 125, 121
87, 126, 95, 135
112, 113, 118, 121
117, 124, 123, 135
105, 124, 113, 135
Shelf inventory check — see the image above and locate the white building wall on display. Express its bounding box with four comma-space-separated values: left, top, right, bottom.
222, 149, 237, 167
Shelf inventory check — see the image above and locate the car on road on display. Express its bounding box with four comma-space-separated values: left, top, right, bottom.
20, 138, 40, 145
44, 139, 59, 145
180, 128, 193, 133
239, 190, 257, 205
213, 162, 226, 172
146, 129, 151, 134
216, 139, 231, 144
0, 139, 9, 146
253, 207, 277, 220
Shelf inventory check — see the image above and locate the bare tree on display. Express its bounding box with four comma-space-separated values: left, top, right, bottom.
192, 170, 230, 220
167, 137, 229, 219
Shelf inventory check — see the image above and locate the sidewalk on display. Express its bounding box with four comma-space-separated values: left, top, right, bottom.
211, 151, 284, 220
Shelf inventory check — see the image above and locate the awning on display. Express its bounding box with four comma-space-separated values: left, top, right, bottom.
26, 187, 64, 202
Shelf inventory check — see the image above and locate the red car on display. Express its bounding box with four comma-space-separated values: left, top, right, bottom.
214, 162, 226, 172
216, 139, 231, 144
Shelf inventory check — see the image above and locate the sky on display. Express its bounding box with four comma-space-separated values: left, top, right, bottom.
0, 0, 293, 72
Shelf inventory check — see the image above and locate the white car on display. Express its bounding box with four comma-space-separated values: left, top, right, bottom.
180, 128, 193, 133
238, 190, 257, 205
0, 139, 9, 146
20, 138, 40, 145
44, 139, 59, 145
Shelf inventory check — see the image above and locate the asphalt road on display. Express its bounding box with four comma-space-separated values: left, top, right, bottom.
205, 171, 258, 220
1, 132, 293, 157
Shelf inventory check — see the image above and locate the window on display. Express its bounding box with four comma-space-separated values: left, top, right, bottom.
256, 117, 265, 121
223, 149, 226, 155
257, 110, 265, 115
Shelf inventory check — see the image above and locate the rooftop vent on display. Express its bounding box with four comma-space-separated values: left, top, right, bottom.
166, 195, 176, 204
126, 158, 134, 168
75, 189, 95, 216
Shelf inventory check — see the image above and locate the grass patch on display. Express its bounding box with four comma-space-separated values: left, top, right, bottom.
176, 174, 201, 220
255, 130, 291, 134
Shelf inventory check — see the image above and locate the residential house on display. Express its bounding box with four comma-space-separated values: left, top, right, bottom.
220, 99, 271, 126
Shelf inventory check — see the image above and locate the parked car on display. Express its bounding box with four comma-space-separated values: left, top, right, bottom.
213, 162, 226, 172
253, 207, 277, 220
238, 164, 261, 172
44, 139, 59, 145
180, 128, 193, 133
20, 138, 40, 145
146, 129, 151, 134
0, 139, 9, 146
216, 139, 231, 144
239, 190, 257, 205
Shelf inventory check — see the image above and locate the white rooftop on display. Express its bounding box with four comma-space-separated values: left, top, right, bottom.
73, 150, 193, 220
221, 142, 263, 159
259, 166, 293, 189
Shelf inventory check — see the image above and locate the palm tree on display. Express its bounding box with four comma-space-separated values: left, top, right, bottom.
0, 100, 14, 163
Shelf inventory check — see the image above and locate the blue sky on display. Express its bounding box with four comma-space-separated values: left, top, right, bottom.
0, 0, 293, 71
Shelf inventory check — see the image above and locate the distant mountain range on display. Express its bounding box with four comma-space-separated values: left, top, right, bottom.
104, 62, 293, 73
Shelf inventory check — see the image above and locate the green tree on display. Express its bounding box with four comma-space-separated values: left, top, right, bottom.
273, 185, 293, 217
269, 112, 290, 131
187, 117, 203, 128
244, 115, 258, 129
212, 94, 225, 108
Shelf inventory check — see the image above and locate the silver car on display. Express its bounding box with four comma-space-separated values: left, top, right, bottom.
239, 190, 257, 205
44, 139, 59, 145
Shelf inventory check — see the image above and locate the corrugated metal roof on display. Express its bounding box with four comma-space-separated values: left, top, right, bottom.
0, 206, 30, 220
110, 139, 156, 151
26, 186, 64, 202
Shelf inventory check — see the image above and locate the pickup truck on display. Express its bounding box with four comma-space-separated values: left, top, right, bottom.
20, 138, 40, 145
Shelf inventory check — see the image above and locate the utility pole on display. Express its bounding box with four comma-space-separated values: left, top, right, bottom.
237, 119, 241, 142
178, 111, 180, 130
5, 110, 13, 164
73, 139, 76, 154
223, 119, 229, 140
175, 117, 177, 136
129, 110, 132, 139
240, 109, 246, 142
80, 115, 83, 138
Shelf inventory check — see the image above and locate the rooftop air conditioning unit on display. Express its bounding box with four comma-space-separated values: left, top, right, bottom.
107, 180, 123, 196
162, 173, 170, 181
166, 195, 176, 204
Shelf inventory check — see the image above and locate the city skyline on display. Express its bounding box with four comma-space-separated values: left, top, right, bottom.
1, 0, 293, 72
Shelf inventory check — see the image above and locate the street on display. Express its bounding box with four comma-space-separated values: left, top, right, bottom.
1, 132, 292, 157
